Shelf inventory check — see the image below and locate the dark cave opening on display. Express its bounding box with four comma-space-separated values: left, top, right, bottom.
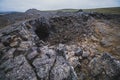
35, 25, 49, 40
29, 17, 50, 41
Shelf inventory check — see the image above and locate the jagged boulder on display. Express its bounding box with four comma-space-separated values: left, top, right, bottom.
89, 53, 120, 80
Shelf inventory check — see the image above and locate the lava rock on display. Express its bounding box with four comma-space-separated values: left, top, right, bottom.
32, 46, 77, 80
100, 38, 112, 47
27, 49, 39, 60
75, 48, 83, 56
0, 55, 37, 80
82, 51, 90, 58
89, 53, 120, 80
50, 55, 78, 80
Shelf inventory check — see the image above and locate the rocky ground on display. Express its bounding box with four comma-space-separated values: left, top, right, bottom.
0, 9, 120, 80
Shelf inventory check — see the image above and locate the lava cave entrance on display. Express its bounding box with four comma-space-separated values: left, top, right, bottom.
35, 25, 49, 40
29, 17, 50, 41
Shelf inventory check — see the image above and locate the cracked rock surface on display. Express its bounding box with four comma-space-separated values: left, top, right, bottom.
0, 17, 78, 80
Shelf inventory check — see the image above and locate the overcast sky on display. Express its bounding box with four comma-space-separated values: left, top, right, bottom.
0, 0, 120, 12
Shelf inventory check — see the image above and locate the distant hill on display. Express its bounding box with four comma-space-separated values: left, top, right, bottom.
0, 12, 32, 28
84, 7, 120, 14
0, 11, 20, 15
0, 7, 120, 28
57, 7, 120, 14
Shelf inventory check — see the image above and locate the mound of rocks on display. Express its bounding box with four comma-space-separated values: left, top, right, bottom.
0, 18, 78, 80
0, 10, 120, 80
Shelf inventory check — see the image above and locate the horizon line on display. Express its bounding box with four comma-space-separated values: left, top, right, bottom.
0, 6, 120, 12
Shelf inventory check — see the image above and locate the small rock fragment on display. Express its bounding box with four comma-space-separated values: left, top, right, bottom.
82, 51, 90, 58
75, 48, 83, 56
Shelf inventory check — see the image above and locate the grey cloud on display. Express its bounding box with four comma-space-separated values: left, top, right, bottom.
0, 0, 119, 12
